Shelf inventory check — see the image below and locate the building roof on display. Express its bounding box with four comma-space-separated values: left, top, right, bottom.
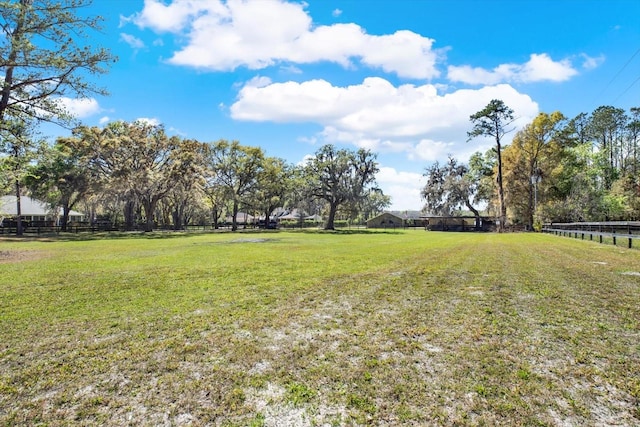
0, 196, 84, 217
225, 212, 255, 223
367, 212, 405, 222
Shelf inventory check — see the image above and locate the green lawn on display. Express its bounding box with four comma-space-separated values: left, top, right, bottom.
1, 230, 639, 426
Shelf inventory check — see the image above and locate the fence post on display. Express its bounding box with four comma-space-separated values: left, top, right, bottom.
612, 229, 616, 246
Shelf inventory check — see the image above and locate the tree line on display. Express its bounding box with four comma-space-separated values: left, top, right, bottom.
423, 100, 640, 231
3, 120, 388, 233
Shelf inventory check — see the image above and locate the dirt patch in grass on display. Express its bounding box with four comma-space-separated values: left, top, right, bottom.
0, 250, 47, 263
229, 238, 276, 244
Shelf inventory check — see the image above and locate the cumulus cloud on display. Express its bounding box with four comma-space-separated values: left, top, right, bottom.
58, 97, 100, 118
448, 53, 578, 85
131, 0, 212, 33
130, 0, 441, 79
231, 77, 539, 159
376, 167, 425, 211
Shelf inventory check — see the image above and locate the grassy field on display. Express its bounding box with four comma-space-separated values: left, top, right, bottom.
0, 230, 639, 426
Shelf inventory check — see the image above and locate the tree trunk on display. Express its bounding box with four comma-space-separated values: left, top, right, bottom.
231, 199, 239, 231
527, 161, 535, 231
141, 199, 157, 232
173, 201, 186, 230
212, 207, 219, 229
325, 202, 338, 230
172, 209, 181, 231
465, 200, 481, 230
124, 200, 135, 231
264, 209, 271, 229
15, 181, 23, 236
496, 142, 506, 232
61, 205, 71, 232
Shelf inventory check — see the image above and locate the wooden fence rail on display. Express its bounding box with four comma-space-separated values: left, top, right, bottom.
542, 221, 640, 249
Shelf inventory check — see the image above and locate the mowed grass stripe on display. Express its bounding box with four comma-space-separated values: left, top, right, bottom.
0, 231, 638, 426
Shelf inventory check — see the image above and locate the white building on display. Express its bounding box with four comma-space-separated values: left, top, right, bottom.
0, 195, 85, 225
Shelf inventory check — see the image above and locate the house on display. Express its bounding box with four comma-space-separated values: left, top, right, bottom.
224, 212, 255, 225
366, 212, 405, 229
0, 195, 85, 226
277, 208, 321, 222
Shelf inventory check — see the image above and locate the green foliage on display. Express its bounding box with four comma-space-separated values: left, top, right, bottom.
421, 156, 481, 225
253, 156, 294, 223
470, 104, 640, 224
303, 144, 380, 230
279, 219, 319, 228
64, 121, 196, 231
0, 0, 115, 126
502, 112, 566, 228
25, 140, 92, 230
206, 140, 265, 231
286, 382, 316, 406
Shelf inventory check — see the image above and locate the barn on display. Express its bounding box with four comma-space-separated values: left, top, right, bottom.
366, 212, 405, 229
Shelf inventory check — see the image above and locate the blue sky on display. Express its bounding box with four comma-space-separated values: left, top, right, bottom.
57, 0, 640, 210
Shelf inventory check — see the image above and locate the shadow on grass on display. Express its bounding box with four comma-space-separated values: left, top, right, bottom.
0, 230, 224, 243
0, 227, 410, 242
285, 228, 405, 235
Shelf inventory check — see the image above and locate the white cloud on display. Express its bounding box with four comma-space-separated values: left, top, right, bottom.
581, 53, 605, 70
280, 64, 303, 74
412, 139, 454, 162
376, 167, 425, 211
231, 77, 538, 160
448, 53, 578, 85
332, 9, 342, 17
99, 116, 110, 125
296, 154, 315, 167
136, 117, 162, 126
120, 33, 145, 49
245, 75, 272, 88
521, 53, 578, 82
132, 0, 441, 79
359, 30, 440, 79
58, 97, 100, 118
131, 0, 215, 33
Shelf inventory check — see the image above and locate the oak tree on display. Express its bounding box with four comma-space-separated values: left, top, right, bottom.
303, 144, 379, 230
422, 156, 482, 228
25, 138, 92, 230
207, 140, 264, 231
